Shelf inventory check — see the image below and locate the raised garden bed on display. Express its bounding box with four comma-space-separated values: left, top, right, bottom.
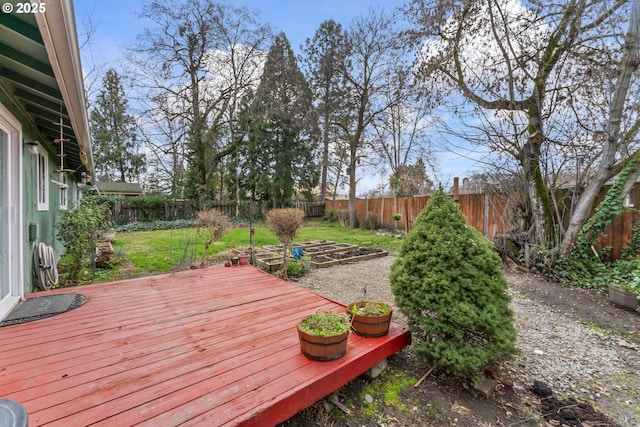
309, 247, 388, 269
302, 243, 359, 256
234, 247, 274, 258
247, 241, 388, 271
256, 256, 284, 272
262, 241, 335, 253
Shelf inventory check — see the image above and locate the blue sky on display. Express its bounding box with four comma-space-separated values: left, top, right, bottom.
74, 0, 407, 69
72, 0, 481, 191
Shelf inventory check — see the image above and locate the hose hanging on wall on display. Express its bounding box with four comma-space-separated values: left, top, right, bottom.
33, 243, 59, 291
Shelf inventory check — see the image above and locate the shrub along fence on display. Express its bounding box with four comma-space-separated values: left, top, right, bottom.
108, 199, 325, 223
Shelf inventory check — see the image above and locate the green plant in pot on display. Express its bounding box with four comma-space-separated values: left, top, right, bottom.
348, 301, 393, 337
297, 311, 350, 361
596, 258, 640, 311
392, 213, 402, 230
287, 259, 306, 277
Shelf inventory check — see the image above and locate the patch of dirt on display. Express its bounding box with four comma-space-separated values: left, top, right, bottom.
532, 380, 618, 427
278, 268, 639, 427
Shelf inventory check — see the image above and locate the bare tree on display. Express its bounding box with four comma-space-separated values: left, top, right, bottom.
128, 0, 270, 201
405, 0, 632, 248
137, 92, 188, 197
336, 9, 404, 228
370, 66, 435, 195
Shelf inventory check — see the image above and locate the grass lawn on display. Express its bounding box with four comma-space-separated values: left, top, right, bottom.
96, 220, 401, 282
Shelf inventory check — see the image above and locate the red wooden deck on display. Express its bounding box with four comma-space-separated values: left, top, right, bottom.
0, 265, 410, 426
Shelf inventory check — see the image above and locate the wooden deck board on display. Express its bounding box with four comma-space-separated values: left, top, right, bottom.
0, 265, 410, 426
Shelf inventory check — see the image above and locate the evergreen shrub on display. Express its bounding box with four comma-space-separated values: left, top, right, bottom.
390, 189, 518, 376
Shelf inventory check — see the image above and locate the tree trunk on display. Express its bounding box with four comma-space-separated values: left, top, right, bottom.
521, 137, 554, 247
559, 149, 617, 256
348, 151, 357, 228
520, 99, 555, 247
320, 116, 330, 203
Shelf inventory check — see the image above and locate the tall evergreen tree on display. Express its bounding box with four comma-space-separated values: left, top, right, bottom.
246, 33, 319, 207
301, 20, 348, 203
90, 69, 144, 182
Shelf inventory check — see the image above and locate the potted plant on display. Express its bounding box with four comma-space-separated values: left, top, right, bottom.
287, 259, 306, 277
297, 311, 350, 361
392, 213, 402, 230
598, 259, 640, 311
238, 253, 249, 265
347, 301, 393, 337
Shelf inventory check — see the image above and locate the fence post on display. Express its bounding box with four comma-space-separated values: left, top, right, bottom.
484, 191, 490, 237
453, 177, 459, 203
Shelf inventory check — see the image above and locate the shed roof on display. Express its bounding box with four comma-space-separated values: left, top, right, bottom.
95, 181, 143, 196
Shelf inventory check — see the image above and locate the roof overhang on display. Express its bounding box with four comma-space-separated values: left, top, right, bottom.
0, 0, 93, 178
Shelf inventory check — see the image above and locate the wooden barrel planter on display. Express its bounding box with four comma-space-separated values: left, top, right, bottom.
348, 301, 392, 338
297, 312, 350, 361
297, 327, 348, 361
608, 286, 639, 311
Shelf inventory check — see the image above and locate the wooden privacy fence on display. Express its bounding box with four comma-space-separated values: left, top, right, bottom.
326, 185, 640, 261
326, 192, 513, 238
108, 199, 325, 223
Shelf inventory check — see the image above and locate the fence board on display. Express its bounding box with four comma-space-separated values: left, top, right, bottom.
325, 193, 509, 237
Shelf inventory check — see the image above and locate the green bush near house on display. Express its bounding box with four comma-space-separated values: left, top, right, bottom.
57, 197, 109, 282
390, 189, 518, 377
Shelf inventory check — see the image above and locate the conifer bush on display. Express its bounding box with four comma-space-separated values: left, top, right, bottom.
390, 189, 518, 376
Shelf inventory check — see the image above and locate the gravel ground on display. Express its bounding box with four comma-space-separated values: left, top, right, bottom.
290, 255, 640, 426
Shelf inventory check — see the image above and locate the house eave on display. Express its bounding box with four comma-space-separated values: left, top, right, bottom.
33, 0, 94, 178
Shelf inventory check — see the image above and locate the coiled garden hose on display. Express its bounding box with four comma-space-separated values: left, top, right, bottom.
33, 242, 59, 290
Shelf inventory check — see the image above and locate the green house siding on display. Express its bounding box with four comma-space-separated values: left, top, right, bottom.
1, 88, 83, 294
1, 1, 93, 307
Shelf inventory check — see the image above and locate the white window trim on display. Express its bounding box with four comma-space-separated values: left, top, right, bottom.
36, 146, 49, 211
0, 104, 24, 320
623, 193, 634, 208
